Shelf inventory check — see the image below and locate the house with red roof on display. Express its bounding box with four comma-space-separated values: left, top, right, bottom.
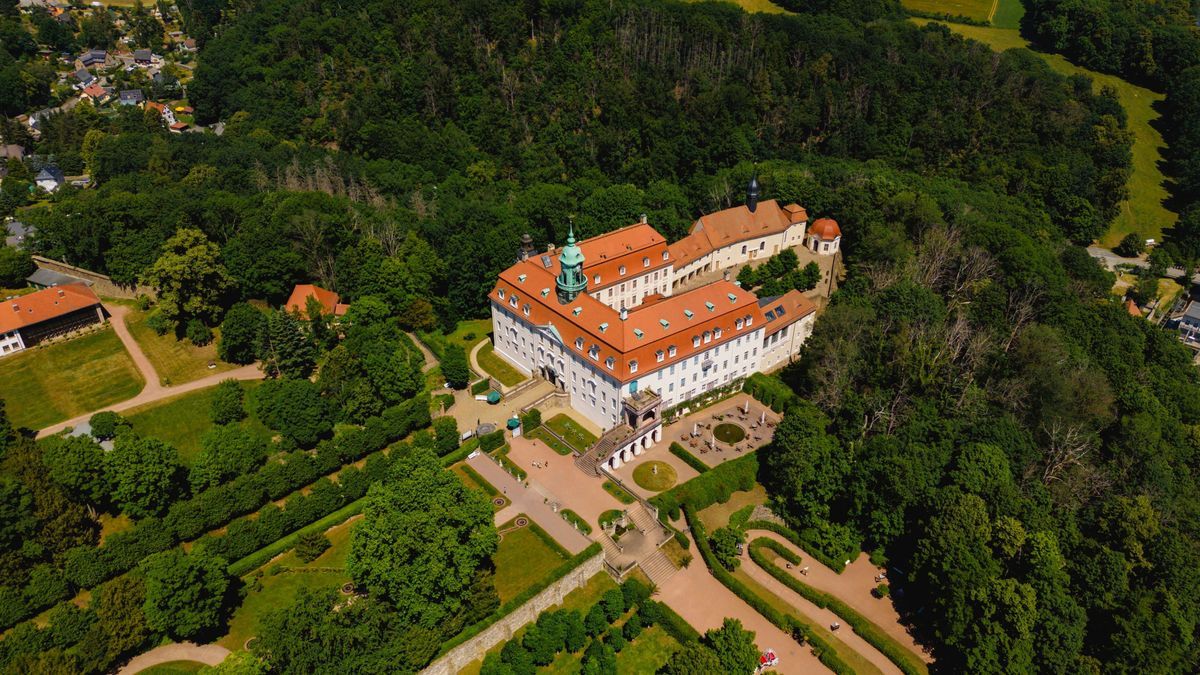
285, 284, 349, 319
0, 283, 105, 357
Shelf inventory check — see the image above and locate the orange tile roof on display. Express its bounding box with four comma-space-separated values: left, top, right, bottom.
285, 284, 347, 318
0, 283, 101, 334
542, 223, 672, 290
668, 199, 806, 267
82, 84, 106, 99
494, 257, 765, 383
759, 289, 817, 335
1125, 298, 1142, 317
809, 218, 841, 240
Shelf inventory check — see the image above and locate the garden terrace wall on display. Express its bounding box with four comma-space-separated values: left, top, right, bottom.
421, 546, 604, 675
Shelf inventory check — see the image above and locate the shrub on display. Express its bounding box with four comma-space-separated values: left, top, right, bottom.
88, 410, 128, 441
442, 344, 470, 389
1114, 232, 1145, 257
621, 577, 652, 607
520, 408, 542, 431
650, 453, 757, 517
146, 311, 172, 336
606, 630, 627, 653
295, 532, 331, 563
743, 372, 797, 412
479, 430, 505, 453
623, 612, 643, 641
601, 588, 625, 622
433, 416, 459, 455
875, 583, 890, 598
186, 318, 213, 346
710, 527, 746, 571
210, 379, 246, 425
470, 379, 491, 396
669, 442, 710, 474
584, 603, 608, 636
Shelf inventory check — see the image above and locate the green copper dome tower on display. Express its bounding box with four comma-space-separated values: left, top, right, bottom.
556, 223, 588, 304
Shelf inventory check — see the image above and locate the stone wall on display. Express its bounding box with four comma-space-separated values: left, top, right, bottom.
31, 255, 156, 300
420, 551, 605, 675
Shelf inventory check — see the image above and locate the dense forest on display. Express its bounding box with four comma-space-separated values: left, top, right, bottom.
2, 0, 1197, 672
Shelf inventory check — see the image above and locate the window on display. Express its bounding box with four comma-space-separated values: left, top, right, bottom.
668, 345, 677, 357
703, 331, 711, 344
509, 296, 518, 308
692, 336, 700, 348
589, 345, 599, 360
759, 241, 765, 250
605, 357, 615, 369
522, 304, 530, 317
498, 289, 505, 299
656, 350, 664, 362
745, 315, 753, 327
594, 274, 601, 284
714, 327, 722, 338
662, 251, 669, 260
575, 337, 584, 350
619, 265, 626, 276
741, 245, 747, 254
643, 257, 650, 268
736, 318, 744, 329
630, 360, 638, 373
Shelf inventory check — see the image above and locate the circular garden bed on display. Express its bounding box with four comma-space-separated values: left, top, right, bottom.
632, 461, 677, 491
713, 422, 746, 444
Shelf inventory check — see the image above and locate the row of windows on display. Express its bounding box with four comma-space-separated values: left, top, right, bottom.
594, 251, 670, 285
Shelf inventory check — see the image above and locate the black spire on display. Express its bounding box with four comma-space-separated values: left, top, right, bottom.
747, 171, 760, 213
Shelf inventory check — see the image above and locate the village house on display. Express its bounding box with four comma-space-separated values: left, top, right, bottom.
35, 166, 65, 193
119, 89, 145, 106
285, 284, 350, 319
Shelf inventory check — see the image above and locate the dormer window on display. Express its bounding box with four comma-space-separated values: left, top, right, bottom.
619, 265, 626, 276
703, 331, 711, 344
498, 289, 506, 299
643, 257, 650, 268
518, 274, 527, 283
575, 338, 584, 350
736, 318, 744, 329
668, 345, 677, 357
589, 345, 599, 360
745, 315, 753, 327
630, 360, 638, 373
594, 274, 601, 284
662, 251, 669, 260
605, 357, 615, 369
522, 304, 530, 317
509, 296, 518, 308
714, 328, 723, 338
692, 336, 700, 348
656, 350, 664, 362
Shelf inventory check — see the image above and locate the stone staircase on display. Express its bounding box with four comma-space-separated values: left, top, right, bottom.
574, 424, 632, 476
638, 549, 678, 587
627, 502, 660, 535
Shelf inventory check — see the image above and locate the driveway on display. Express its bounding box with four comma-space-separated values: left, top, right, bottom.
118, 642, 230, 674
36, 303, 262, 438
657, 531, 830, 675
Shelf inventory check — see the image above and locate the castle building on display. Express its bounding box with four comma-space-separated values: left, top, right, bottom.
490, 179, 821, 470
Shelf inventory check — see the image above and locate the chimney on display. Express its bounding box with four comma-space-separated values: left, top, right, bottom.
57, 289, 64, 297
620, 306, 628, 321
547, 243, 556, 255
640, 213, 647, 224
723, 270, 730, 281
10, 303, 18, 312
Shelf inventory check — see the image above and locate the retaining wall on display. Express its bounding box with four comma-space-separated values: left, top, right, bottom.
420, 551, 605, 675
31, 255, 156, 299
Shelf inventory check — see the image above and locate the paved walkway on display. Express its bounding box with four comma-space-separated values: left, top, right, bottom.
467, 451, 592, 555
37, 303, 262, 438
506, 435, 627, 526
445, 379, 555, 437
118, 642, 230, 674
407, 332, 438, 373
657, 532, 829, 675
748, 530, 932, 664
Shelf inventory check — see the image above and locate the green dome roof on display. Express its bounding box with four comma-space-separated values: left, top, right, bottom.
559, 224, 585, 268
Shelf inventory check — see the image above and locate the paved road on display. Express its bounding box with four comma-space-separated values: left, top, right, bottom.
467, 451, 592, 555
37, 304, 262, 438
117, 642, 230, 674
407, 332, 438, 373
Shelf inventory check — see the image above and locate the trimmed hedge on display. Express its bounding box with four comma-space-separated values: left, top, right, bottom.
560, 509, 593, 535
668, 442, 710, 474
3, 396, 431, 632
743, 372, 798, 413
436, 543, 603, 657
747, 520, 845, 574
441, 437, 479, 466
643, 599, 700, 643
229, 499, 366, 576
480, 429, 506, 452
650, 453, 757, 521
684, 505, 854, 675
756, 537, 802, 566
460, 464, 498, 496
749, 539, 927, 675
471, 379, 491, 395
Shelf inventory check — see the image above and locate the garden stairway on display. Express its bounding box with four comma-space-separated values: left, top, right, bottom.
627, 501, 661, 535
573, 424, 632, 476
638, 549, 678, 587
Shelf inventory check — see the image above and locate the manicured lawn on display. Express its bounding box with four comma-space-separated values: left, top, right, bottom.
526, 427, 574, 456
124, 306, 239, 386
603, 480, 636, 505
615, 625, 682, 672
0, 328, 144, 430
633, 461, 678, 492
124, 381, 268, 465
902, 0, 996, 22
451, 462, 511, 511
492, 523, 569, 603
418, 319, 491, 359
544, 413, 598, 451
698, 483, 768, 532
911, 17, 1175, 247
713, 422, 746, 444
141, 661, 207, 674
477, 341, 525, 387
990, 0, 1024, 29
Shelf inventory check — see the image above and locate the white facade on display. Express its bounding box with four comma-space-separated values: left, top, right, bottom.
588, 260, 674, 310
759, 313, 816, 372
672, 221, 807, 289
808, 233, 840, 255
0, 329, 24, 356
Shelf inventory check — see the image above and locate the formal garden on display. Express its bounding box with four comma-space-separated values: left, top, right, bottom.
492, 518, 572, 603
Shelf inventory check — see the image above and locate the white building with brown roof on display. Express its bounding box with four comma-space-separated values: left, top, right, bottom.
0, 283, 105, 357
490, 180, 823, 469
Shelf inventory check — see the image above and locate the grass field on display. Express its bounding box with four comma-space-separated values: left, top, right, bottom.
902, 0, 997, 23
526, 427, 575, 456
476, 342, 525, 387
124, 307, 238, 386
492, 523, 570, 603
911, 10, 1176, 247
633, 461, 678, 492
140, 662, 207, 675
451, 462, 511, 511
0, 328, 143, 430
698, 483, 768, 532
684, 0, 788, 14
418, 319, 491, 359
124, 381, 268, 464
544, 414, 598, 451
602, 480, 637, 505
